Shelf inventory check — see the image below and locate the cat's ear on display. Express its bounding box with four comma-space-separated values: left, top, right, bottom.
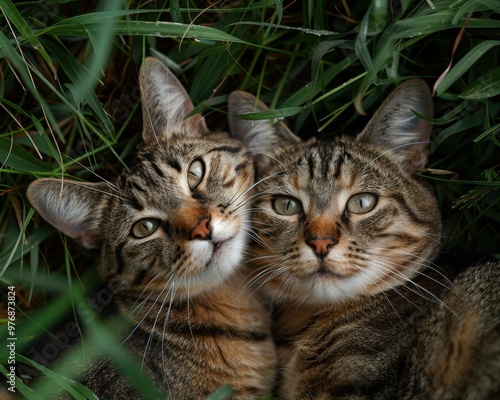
228, 91, 300, 169
356, 79, 433, 175
27, 178, 109, 249
139, 57, 208, 142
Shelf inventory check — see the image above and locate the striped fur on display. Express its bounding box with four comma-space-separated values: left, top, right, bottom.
229, 81, 441, 307
229, 80, 500, 399
27, 58, 276, 399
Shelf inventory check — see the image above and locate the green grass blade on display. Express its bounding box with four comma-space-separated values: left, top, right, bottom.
310, 40, 349, 91
435, 40, 500, 96
0, 0, 55, 75
228, 21, 338, 36
0, 137, 53, 173
355, 4, 376, 81
281, 52, 358, 108
40, 18, 250, 44
230, 106, 305, 121
0, 31, 65, 170
460, 67, 500, 100
0, 364, 46, 400
16, 355, 93, 400
474, 124, 500, 144
206, 384, 235, 400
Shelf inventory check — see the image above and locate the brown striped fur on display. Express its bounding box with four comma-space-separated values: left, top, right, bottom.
228, 80, 500, 399
27, 58, 276, 399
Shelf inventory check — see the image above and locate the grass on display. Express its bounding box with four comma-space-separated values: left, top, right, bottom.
0, 0, 499, 398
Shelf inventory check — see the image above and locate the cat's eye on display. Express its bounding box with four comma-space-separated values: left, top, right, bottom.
272, 196, 303, 216
346, 193, 378, 214
131, 218, 160, 238
188, 160, 205, 189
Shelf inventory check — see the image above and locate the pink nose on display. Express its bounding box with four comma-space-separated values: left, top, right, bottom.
308, 238, 336, 258
190, 218, 211, 240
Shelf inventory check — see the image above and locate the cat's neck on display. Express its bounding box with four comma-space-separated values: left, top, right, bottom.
114, 268, 271, 336
272, 263, 453, 345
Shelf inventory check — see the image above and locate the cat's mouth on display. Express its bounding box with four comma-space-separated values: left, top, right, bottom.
213, 240, 226, 253
312, 266, 343, 279
208, 237, 232, 261
307, 259, 355, 280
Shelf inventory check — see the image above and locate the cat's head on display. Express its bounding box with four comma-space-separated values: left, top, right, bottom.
27, 57, 254, 300
228, 80, 441, 306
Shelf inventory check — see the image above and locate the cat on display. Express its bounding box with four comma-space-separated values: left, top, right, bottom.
228, 80, 500, 400
26, 57, 276, 399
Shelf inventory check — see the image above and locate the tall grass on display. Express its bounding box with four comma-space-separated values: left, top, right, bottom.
0, 0, 499, 398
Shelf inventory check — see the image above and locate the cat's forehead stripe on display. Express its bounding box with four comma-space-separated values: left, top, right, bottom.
208, 145, 242, 154
141, 151, 166, 178
129, 180, 146, 193
306, 154, 315, 179
166, 158, 182, 172
125, 195, 143, 211
235, 162, 248, 173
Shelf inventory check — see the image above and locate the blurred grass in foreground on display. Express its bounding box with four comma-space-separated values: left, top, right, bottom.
0, 0, 499, 398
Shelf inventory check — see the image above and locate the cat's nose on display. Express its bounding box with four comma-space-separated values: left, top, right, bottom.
308, 237, 337, 258
190, 217, 211, 240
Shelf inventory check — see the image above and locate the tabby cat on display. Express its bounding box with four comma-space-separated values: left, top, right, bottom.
27, 57, 276, 399
228, 80, 500, 400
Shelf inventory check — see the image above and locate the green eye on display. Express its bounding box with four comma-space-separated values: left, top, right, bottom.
188, 160, 205, 189
272, 196, 303, 216
131, 218, 160, 238
346, 193, 377, 214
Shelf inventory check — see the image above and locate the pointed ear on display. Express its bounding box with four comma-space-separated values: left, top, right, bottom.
356, 79, 433, 175
139, 57, 208, 142
228, 91, 300, 169
27, 178, 109, 249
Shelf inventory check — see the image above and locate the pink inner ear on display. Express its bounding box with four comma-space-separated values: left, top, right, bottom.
80, 228, 101, 249
391, 144, 429, 176
49, 208, 102, 250
186, 113, 209, 135
181, 95, 209, 136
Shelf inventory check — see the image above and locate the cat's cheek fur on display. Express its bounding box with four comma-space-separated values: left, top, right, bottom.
212, 221, 248, 269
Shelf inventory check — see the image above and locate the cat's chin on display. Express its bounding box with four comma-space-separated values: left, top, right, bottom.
305, 274, 367, 305
182, 230, 247, 296
275, 264, 417, 306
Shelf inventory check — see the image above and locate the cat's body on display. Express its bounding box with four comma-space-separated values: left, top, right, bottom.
27, 58, 276, 399
69, 271, 275, 399
228, 80, 500, 399
279, 260, 500, 399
